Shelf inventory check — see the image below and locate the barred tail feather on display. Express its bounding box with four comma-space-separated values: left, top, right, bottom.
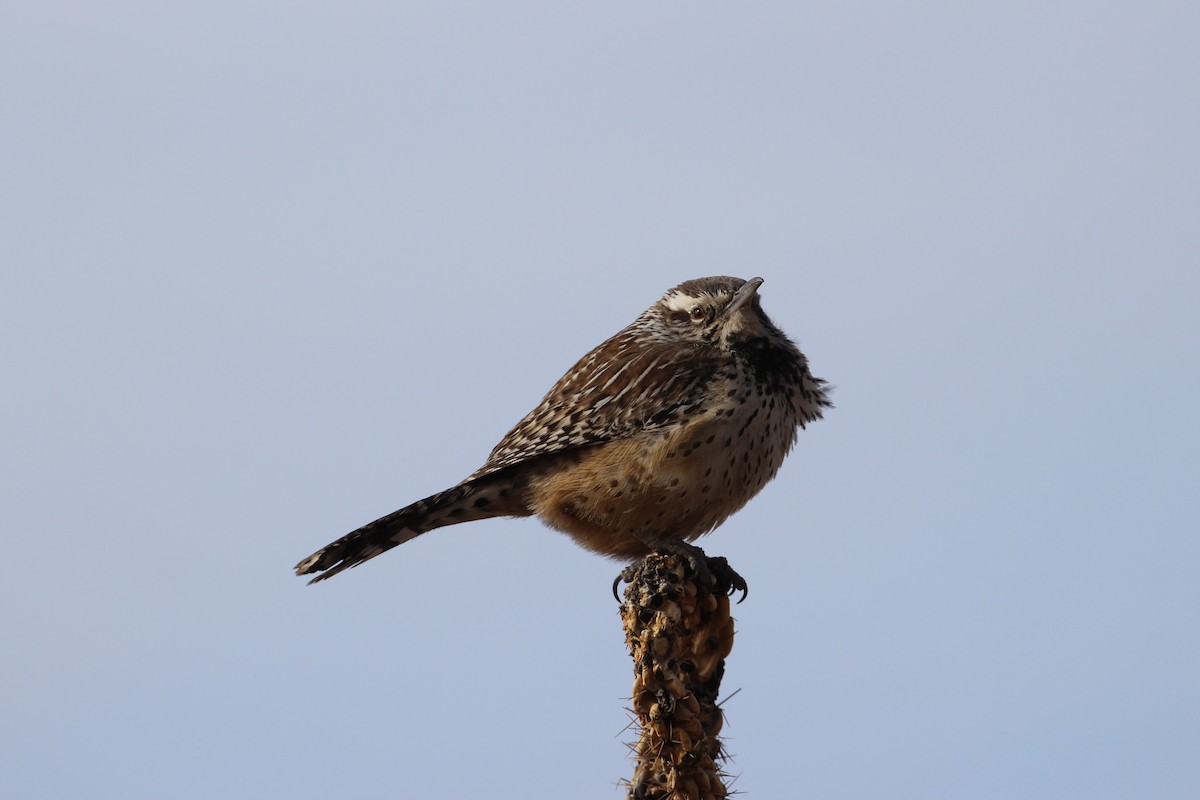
294, 512, 422, 584
295, 480, 509, 584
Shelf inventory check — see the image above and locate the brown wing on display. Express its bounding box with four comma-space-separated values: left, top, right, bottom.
469, 333, 722, 480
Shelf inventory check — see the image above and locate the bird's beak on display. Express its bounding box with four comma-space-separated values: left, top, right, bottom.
725, 277, 764, 316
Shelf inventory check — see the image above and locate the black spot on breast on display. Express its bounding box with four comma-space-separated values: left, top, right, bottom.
473, 497, 491, 509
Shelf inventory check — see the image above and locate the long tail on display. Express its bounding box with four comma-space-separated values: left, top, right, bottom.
294, 477, 521, 584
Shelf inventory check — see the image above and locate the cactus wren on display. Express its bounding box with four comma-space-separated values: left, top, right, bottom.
295, 276, 830, 588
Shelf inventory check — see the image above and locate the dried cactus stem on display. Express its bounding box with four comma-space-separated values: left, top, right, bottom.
620, 552, 737, 800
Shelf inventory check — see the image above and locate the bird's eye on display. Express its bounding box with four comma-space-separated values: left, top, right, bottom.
690, 307, 706, 322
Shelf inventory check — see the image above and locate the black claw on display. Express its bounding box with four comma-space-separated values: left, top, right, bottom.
613, 563, 639, 602
705, 555, 749, 603
729, 571, 749, 604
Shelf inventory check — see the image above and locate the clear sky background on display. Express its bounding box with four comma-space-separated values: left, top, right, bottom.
3, 3, 1198, 798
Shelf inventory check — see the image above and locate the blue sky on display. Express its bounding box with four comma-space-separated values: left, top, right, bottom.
3, 3, 1198, 798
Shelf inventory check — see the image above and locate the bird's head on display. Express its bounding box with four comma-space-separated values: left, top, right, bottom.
643, 276, 790, 351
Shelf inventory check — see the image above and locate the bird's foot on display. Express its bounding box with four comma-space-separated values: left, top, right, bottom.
700, 552, 749, 603
613, 543, 748, 603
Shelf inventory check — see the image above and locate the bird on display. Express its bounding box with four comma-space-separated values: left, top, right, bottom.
295, 276, 830, 592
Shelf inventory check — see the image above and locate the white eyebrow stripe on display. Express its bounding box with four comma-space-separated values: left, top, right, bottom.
663, 292, 694, 312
